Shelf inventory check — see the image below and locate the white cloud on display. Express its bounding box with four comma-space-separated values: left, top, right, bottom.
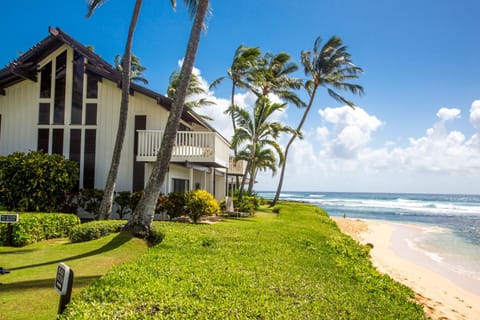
470, 100, 480, 130
436, 107, 461, 121
318, 106, 382, 158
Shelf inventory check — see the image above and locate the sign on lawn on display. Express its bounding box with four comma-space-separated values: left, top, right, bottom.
0, 214, 19, 223
55, 263, 72, 295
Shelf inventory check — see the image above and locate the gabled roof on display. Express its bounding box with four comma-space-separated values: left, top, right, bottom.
0, 27, 219, 133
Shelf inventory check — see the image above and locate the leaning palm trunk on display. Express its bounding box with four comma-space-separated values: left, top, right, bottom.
238, 143, 255, 199
126, 0, 209, 237
271, 88, 316, 206
98, 0, 143, 219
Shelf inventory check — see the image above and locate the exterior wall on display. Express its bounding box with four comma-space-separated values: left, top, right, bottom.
0, 81, 38, 154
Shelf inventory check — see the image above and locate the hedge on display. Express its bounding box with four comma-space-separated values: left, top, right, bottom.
0, 213, 80, 247
69, 220, 127, 243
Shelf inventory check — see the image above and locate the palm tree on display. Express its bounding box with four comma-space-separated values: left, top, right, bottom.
126, 0, 209, 238
87, 0, 144, 220
248, 52, 305, 107
114, 53, 149, 85
210, 46, 261, 184
271, 36, 364, 206
167, 70, 215, 116
237, 144, 281, 194
232, 97, 295, 199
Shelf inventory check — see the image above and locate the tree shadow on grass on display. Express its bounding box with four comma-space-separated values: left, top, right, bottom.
8, 232, 133, 271
0, 275, 101, 293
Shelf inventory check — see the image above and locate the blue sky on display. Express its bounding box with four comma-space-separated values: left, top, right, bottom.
2, 0, 480, 194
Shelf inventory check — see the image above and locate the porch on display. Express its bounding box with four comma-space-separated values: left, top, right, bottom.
136, 130, 231, 168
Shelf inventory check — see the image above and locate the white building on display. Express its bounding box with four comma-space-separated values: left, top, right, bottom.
0, 27, 245, 202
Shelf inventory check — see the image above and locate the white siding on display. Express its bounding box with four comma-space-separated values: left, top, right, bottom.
0, 81, 38, 155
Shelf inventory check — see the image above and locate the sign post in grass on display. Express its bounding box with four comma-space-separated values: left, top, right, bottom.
0, 213, 19, 247
55, 262, 74, 315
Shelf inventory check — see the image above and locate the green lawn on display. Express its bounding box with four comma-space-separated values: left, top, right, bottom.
61, 203, 426, 319
0, 232, 148, 320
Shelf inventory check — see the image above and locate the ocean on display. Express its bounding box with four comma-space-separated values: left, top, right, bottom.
258, 191, 480, 294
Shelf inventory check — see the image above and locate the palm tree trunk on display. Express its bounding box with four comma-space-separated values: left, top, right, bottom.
238, 142, 256, 199
126, 0, 209, 237
230, 83, 241, 189
271, 87, 317, 206
247, 165, 256, 194
98, 0, 143, 220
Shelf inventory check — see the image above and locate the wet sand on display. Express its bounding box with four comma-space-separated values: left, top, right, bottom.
333, 217, 480, 320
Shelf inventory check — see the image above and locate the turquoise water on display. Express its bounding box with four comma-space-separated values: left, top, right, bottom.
258, 191, 480, 291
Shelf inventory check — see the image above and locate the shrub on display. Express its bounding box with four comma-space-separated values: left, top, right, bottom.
115, 191, 132, 219
186, 189, 220, 223
0, 213, 80, 247
272, 207, 280, 214
0, 151, 79, 212
161, 192, 187, 220
79, 189, 104, 218
69, 220, 126, 243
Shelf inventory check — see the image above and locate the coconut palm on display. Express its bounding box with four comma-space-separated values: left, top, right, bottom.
248, 52, 305, 107
271, 36, 364, 206
232, 97, 295, 199
87, 0, 144, 220
114, 53, 149, 85
237, 143, 281, 194
167, 70, 215, 116
210, 45, 261, 188
127, 0, 210, 237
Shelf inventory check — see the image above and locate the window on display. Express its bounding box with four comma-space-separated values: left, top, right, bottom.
86, 72, 99, 98
40, 62, 52, 98
83, 129, 96, 189
52, 129, 64, 155
37, 129, 49, 152
85, 103, 97, 125
54, 51, 67, 124
38, 103, 50, 124
173, 178, 189, 193
71, 55, 84, 124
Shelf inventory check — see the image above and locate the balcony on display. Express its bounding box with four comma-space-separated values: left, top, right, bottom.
228, 158, 246, 175
136, 130, 231, 168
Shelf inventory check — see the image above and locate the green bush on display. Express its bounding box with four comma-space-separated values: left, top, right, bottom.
0, 151, 79, 212
186, 189, 220, 223
0, 213, 80, 247
79, 189, 104, 218
115, 191, 132, 219
160, 192, 187, 220
69, 220, 126, 243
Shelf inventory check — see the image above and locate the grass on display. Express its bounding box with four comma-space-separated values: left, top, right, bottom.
0, 232, 148, 320
61, 202, 426, 319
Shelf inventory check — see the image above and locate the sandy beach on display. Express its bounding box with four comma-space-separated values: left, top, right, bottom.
333, 217, 480, 320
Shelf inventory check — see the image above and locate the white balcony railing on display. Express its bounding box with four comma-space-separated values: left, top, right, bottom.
228, 158, 246, 175
137, 130, 230, 168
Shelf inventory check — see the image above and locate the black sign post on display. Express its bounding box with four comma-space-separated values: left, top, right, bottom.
0, 214, 19, 248
55, 263, 74, 316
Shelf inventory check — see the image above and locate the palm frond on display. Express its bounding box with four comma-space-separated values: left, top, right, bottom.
86, 0, 106, 18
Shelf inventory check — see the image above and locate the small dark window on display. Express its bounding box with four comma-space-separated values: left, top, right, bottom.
37, 129, 49, 152
54, 51, 67, 124
83, 129, 96, 189
85, 103, 97, 125
69, 129, 81, 164
71, 55, 84, 124
40, 61, 52, 98
38, 103, 50, 124
86, 72, 99, 98
52, 129, 64, 155
173, 178, 189, 193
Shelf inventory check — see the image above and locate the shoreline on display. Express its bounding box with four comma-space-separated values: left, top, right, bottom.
333, 217, 480, 320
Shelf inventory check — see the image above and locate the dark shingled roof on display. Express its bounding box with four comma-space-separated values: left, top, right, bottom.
0, 27, 219, 133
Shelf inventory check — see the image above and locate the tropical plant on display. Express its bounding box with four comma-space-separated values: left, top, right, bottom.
210, 45, 262, 186
167, 69, 215, 119
248, 51, 305, 107
114, 53, 149, 85
271, 36, 364, 206
0, 151, 79, 212
115, 191, 133, 219
232, 97, 295, 199
127, 0, 210, 238
87, 0, 144, 220
185, 189, 220, 223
